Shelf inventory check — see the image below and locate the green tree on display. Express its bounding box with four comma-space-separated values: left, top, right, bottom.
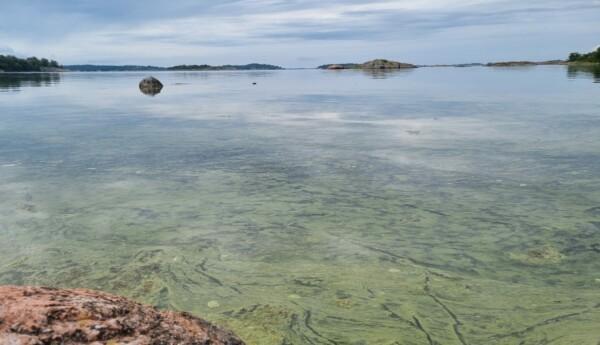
0, 55, 63, 72
568, 47, 600, 63
569, 53, 581, 62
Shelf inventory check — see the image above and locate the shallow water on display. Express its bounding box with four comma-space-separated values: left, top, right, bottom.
1, 67, 599, 344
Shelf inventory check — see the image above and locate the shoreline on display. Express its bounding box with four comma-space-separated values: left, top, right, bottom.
2, 63, 598, 74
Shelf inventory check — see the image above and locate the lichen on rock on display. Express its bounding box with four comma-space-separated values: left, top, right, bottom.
0, 285, 245, 345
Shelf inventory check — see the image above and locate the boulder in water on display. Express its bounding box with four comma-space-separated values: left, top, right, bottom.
139, 76, 163, 96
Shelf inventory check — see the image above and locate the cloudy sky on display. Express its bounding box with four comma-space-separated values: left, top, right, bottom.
1, 0, 599, 67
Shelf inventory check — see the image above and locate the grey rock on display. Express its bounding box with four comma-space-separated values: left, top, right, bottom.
139, 76, 163, 96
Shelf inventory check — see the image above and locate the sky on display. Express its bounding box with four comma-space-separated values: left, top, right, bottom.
1, 0, 599, 67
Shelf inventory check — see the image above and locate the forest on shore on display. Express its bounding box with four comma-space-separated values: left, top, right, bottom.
0, 55, 62, 72
569, 47, 600, 63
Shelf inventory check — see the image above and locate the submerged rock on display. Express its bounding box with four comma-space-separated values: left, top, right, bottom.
139, 76, 163, 96
207, 300, 221, 309
509, 246, 564, 265
0, 285, 245, 345
584, 206, 600, 216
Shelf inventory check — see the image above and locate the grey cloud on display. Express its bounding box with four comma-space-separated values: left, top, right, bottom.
250, 1, 600, 42
1, 0, 599, 65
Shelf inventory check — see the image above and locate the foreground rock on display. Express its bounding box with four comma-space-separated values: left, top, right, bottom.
0, 285, 245, 345
139, 76, 163, 96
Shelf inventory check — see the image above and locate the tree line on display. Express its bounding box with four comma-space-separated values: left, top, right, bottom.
0, 55, 62, 72
569, 47, 600, 63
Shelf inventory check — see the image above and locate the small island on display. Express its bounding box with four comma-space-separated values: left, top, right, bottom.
319, 59, 417, 70
0, 55, 63, 72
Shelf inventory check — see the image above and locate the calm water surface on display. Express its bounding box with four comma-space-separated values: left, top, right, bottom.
1, 67, 599, 344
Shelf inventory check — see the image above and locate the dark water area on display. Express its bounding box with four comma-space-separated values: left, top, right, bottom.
0, 67, 599, 344
0, 73, 61, 91
567, 64, 600, 83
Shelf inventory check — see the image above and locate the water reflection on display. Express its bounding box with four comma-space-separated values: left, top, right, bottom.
360, 68, 415, 79
139, 85, 162, 96
321, 68, 415, 79
0, 73, 61, 91
567, 64, 600, 83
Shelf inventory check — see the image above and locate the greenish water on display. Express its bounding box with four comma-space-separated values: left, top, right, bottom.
1, 67, 599, 344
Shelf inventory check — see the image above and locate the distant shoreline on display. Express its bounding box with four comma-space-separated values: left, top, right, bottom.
62, 63, 283, 72
3, 48, 599, 73
1, 61, 598, 73
318, 59, 576, 70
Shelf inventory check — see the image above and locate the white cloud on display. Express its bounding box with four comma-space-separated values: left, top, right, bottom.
0, 46, 16, 55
